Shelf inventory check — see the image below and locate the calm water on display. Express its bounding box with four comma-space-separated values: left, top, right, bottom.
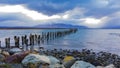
0, 29, 120, 55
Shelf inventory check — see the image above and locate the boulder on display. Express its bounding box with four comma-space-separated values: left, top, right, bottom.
96, 66, 104, 68
0, 54, 5, 62
105, 64, 115, 68
9, 48, 22, 55
5, 51, 30, 63
96, 64, 116, 68
71, 61, 96, 68
50, 63, 65, 68
1, 51, 10, 57
63, 56, 75, 63
22, 54, 50, 66
64, 59, 76, 68
48, 56, 59, 65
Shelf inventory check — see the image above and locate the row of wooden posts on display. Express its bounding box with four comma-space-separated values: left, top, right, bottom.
0, 28, 78, 51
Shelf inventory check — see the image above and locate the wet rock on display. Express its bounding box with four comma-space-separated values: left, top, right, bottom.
71, 61, 96, 68
0, 54, 5, 62
96, 64, 116, 68
22, 54, 50, 66
1, 51, 10, 57
48, 56, 59, 65
9, 48, 22, 55
5, 51, 29, 63
50, 63, 65, 68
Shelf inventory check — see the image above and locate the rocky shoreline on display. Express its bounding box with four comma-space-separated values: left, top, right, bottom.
0, 48, 119, 68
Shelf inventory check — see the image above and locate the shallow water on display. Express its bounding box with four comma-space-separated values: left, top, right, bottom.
0, 29, 120, 55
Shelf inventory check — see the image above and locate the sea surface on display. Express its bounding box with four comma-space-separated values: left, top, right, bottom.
0, 29, 120, 55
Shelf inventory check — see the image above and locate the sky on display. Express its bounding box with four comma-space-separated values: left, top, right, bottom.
0, 0, 120, 28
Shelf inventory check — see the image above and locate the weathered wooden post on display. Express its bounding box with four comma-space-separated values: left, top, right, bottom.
25, 38, 28, 51
29, 34, 34, 52
14, 36, 17, 47
17, 37, 20, 48
5, 38, 10, 49
14, 36, 20, 48
44, 32, 47, 43
5, 38, 7, 48
29, 34, 32, 45
41, 32, 44, 44
0, 40, 1, 48
38, 35, 41, 46
47, 32, 50, 42
21, 36, 24, 49
8, 38, 10, 49
32, 35, 35, 45
21, 36, 24, 45
35, 34, 38, 45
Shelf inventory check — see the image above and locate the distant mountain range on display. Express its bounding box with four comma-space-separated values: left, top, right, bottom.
35, 23, 88, 28
0, 23, 88, 29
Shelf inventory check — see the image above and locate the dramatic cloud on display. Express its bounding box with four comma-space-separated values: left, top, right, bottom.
102, 11, 120, 28
0, 5, 62, 20
0, 0, 119, 28
79, 17, 108, 28
0, 5, 87, 26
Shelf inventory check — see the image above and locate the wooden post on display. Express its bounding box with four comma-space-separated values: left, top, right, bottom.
17, 37, 20, 48
41, 32, 44, 44
5, 38, 10, 49
21, 36, 24, 45
38, 35, 41, 46
14, 36, 17, 47
8, 38, 10, 49
32, 35, 34, 45
29, 34, 32, 45
5, 38, 7, 48
21, 36, 24, 49
14, 36, 20, 48
47, 32, 49, 42
0, 41, 1, 48
25, 39, 28, 51
35, 34, 38, 45
44, 32, 47, 42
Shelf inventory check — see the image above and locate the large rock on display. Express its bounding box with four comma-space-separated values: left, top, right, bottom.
71, 61, 96, 68
9, 48, 22, 55
48, 56, 63, 68
96, 66, 104, 68
64, 59, 76, 68
0, 54, 5, 62
96, 64, 116, 68
63, 56, 75, 63
105, 64, 115, 68
1, 51, 10, 57
50, 63, 65, 68
5, 51, 30, 63
48, 56, 59, 65
22, 54, 50, 66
